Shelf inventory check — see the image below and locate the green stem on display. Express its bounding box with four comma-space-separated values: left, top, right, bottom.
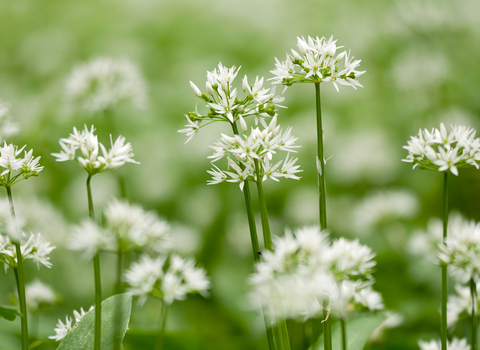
341, 319, 347, 350
154, 301, 168, 350
314, 83, 331, 350
87, 175, 102, 350
6, 187, 29, 350
471, 279, 477, 350
441, 172, 448, 350
230, 123, 275, 350
115, 246, 124, 294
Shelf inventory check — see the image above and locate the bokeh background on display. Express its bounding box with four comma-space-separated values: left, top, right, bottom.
1, 0, 480, 348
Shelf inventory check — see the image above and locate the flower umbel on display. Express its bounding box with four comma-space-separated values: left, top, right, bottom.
49, 306, 94, 341
0, 143, 43, 187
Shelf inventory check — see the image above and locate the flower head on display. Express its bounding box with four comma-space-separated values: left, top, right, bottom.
69, 219, 115, 261
418, 338, 469, 350
270, 36, 365, 91
0, 100, 19, 143
403, 123, 480, 176
0, 143, 43, 187
25, 280, 57, 314
0, 232, 55, 269
49, 306, 94, 341
65, 57, 147, 114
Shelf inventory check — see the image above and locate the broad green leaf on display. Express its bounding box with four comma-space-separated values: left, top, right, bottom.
29, 340, 43, 349
0, 305, 21, 321
57, 293, 133, 350
311, 313, 386, 350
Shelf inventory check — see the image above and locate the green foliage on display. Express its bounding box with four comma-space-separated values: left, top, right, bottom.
0, 305, 21, 322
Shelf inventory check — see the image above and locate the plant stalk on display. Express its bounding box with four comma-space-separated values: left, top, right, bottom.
87, 175, 102, 350
471, 279, 477, 350
154, 301, 168, 350
6, 186, 29, 350
341, 319, 347, 350
441, 172, 448, 350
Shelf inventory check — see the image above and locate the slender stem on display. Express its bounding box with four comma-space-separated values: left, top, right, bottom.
6, 187, 29, 350
341, 319, 347, 350
154, 301, 168, 350
314, 83, 332, 350
441, 172, 448, 350
230, 123, 275, 349
115, 246, 124, 294
87, 175, 102, 350
471, 279, 477, 350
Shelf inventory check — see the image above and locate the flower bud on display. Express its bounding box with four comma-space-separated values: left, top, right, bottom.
190, 81, 202, 97
239, 116, 247, 133
206, 82, 214, 95
242, 75, 249, 92
335, 51, 346, 62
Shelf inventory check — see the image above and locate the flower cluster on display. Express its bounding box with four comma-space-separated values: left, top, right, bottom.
418, 338, 469, 350
207, 116, 302, 190
125, 254, 210, 306
249, 226, 382, 321
0, 232, 55, 269
65, 57, 148, 114
0, 100, 19, 143
447, 283, 480, 327
439, 219, 480, 283
52, 125, 139, 175
0, 143, 43, 187
270, 36, 365, 92
49, 306, 94, 341
25, 280, 57, 314
402, 123, 480, 176
179, 62, 285, 143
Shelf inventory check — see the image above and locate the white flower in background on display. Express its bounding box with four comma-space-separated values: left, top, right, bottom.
206, 116, 302, 190
104, 198, 170, 253
52, 125, 139, 175
352, 189, 419, 234
418, 338, 469, 350
439, 219, 480, 283
65, 57, 147, 114
0, 232, 55, 269
69, 219, 114, 260
270, 36, 365, 92
179, 62, 285, 143
125, 254, 210, 306
49, 306, 94, 341
447, 283, 480, 327
0, 199, 25, 241
0, 143, 43, 187
0, 100, 19, 143
25, 280, 57, 313
327, 237, 376, 279
403, 123, 480, 176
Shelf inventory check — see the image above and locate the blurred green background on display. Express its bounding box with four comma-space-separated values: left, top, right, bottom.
1, 0, 480, 348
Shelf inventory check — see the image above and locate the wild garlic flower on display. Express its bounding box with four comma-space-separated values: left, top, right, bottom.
0, 100, 19, 142
104, 199, 171, 253
49, 306, 94, 341
52, 125, 139, 175
418, 338, 469, 350
179, 62, 285, 144
0, 199, 24, 241
207, 116, 302, 190
402, 123, 480, 176
25, 280, 57, 314
439, 219, 480, 283
447, 283, 480, 327
65, 57, 148, 114
69, 219, 115, 261
249, 226, 382, 321
125, 254, 210, 306
270, 36, 365, 92
0, 143, 43, 187
0, 232, 55, 269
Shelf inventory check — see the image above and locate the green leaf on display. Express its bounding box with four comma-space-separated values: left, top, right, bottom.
311, 313, 386, 350
28, 340, 43, 349
57, 293, 133, 350
0, 305, 21, 321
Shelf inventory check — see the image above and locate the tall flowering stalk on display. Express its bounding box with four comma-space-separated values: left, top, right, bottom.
270, 35, 365, 350
403, 123, 480, 350
0, 142, 48, 350
52, 125, 138, 350
180, 63, 297, 350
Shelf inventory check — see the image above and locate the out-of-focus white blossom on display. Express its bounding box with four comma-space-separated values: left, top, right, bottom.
125, 254, 210, 306
0, 100, 19, 142
418, 338, 469, 350
52, 125, 139, 175
49, 306, 93, 341
0, 143, 43, 187
447, 283, 480, 327
25, 280, 57, 313
65, 57, 147, 114
403, 123, 480, 176
270, 36, 365, 92
69, 219, 114, 261
0, 232, 55, 269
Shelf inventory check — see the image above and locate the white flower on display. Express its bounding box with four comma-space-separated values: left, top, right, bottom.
69, 219, 114, 260
0, 143, 43, 186
403, 123, 480, 176
447, 283, 480, 327
125, 254, 165, 305
49, 306, 94, 341
418, 338, 469, 350
270, 36, 365, 91
354, 286, 384, 311
65, 57, 148, 114
327, 237, 376, 278
52, 125, 139, 175
25, 280, 56, 313
0, 232, 55, 269
0, 100, 19, 143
